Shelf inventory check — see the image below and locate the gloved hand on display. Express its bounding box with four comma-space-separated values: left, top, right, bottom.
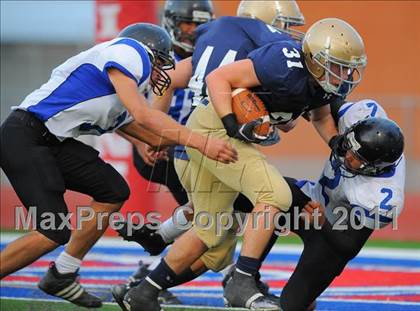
328, 134, 347, 157
259, 127, 280, 146
221, 113, 268, 144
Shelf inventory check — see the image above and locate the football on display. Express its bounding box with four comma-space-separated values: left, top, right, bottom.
231, 88, 270, 137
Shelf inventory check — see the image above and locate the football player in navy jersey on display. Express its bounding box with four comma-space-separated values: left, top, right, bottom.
116, 0, 306, 253
208, 18, 367, 308
0, 23, 238, 308
113, 2, 307, 309
123, 17, 368, 311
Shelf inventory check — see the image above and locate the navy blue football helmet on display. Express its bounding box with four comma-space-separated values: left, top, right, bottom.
119, 23, 175, 96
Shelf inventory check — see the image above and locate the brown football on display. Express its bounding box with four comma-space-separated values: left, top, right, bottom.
231, 88, 270, 137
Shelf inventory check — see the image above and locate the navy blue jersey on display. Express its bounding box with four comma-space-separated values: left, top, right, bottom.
248, 40, 341, 123
188, 16, 292, 106
168, 54, 194, 126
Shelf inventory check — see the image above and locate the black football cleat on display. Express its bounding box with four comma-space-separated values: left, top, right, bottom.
38, 262, 102, 308
115, 222, 169, 255
123, 280, 161, 311
222, 265, 279, 307
112, 261, 181, 307
223, 269, 278, 310
111, 283, 130, 310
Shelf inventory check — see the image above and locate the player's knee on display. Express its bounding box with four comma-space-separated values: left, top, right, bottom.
257, 188, 292, 212
107, 179, 130, 204
38, 227, 71, 246
94, 168, 130, 204
201, 246, 235, 272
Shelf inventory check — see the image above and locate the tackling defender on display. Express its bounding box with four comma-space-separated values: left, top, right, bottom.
120, 15, 367, 311
276, 99, 404, 310
0, 23, 237, 308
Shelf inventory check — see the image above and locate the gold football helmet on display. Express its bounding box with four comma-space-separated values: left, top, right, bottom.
237, 0, 305, 39
302, 18, 367, 97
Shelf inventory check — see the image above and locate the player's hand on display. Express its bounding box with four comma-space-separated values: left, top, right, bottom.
259, 126, 280, 146
302, 200, 326, 226
235, 118, 269, 143
221, 113, 268, 144
328, 134, 347, 156
200, 137, 238, 164
136, 142, 168, 166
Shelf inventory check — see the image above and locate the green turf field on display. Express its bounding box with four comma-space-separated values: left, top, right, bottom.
0, 299, 244, 311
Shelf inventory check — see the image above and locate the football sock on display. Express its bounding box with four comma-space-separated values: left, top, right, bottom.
146, 259, 178, 290
236, 255, 261, 276
173, 267, 197, 286
158, 205, 190, 243
55, 251, 82, 274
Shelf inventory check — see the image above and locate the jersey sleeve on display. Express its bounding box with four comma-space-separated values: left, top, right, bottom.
248, 41, 306, 95
337, 99, 388, 134
346, 172, 405, 230
97, 38, 151, 86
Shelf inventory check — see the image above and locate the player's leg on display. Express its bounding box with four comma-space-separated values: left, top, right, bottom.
183, 103, 292, 309
0, 112, 68, 277
192, 148, 292, 308
123, 156, 238, 310
116, 156, 191, 255
55, 139, 129, 260
279, 225, 348, 311
38, 138, 129, 307
0, 232, 58, 278
0, 113, 102, 307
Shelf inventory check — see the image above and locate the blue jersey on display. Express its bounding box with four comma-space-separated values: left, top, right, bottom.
188, 16, 291, 106
168, 54, 194, 160
168, 54, 194, 126
248, 41, 341, 123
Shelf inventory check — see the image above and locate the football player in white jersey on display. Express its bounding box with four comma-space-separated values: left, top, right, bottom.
246, 99, 405, 311
0, 23, 237, 308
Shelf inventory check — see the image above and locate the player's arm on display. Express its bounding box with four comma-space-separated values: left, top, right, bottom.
310, 105, 338, 145
118, 122, 168, 165
206, 59, 260, 119
108, 68, 237, 164
117, 122, 168, 148
151, 57, 193, 113
206, 59, 267, 143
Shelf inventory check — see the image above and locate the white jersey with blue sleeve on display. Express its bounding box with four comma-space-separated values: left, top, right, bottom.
336, 98, 388, 133
15, 38, 152, 140
299, 100, 405, 230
